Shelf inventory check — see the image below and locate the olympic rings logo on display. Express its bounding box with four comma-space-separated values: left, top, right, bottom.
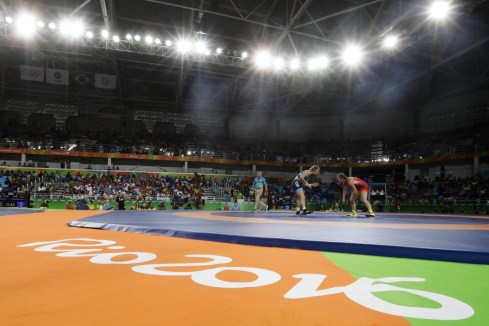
21, 67, 43, 78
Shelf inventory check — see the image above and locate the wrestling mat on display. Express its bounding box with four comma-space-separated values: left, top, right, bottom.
1, 208, 488, 325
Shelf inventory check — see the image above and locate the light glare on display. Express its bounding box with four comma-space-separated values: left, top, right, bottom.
428, 1, 452, 20
273, 57, 285, 70
383, 35, 399, 49
60, 20, 84, 38
125, 33, 132, 40
342, 44, 363, 66
254, 51, 272, 69
16, 13, 37, 38
177, 40, 192, 53
165, 39, 172, 46
290, 58, 301, 70
134, 34, 141, 41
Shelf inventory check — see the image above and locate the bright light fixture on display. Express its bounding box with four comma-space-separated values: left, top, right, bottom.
273, 57, 285, 70
37, 21, 45, 28
134, 34, 141, 41
241, 51, 248, 58
177, 40, 192, 53
101, 29, 109, 38
290, 58, 301, 70
165, 39, 172, 46
125, 33, 132, 40
428, 1, 452, 20
254, 51, 272, 69
216, 47, 223, 54
155, 38, 161, 45
383, 35, 399, 49
85, 31, 94, 38
15, 13, 37, 38
307, 58, 318, 71
195, 41, 207, 53
48, 22, 56, 30
60, 19, 84, 38
5, 16, 13, 24
145, 35, 153, 44
112, 35, 120, 42
342, 44, 363, 66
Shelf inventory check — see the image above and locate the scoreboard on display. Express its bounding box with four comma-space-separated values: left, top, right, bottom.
0, 191, 30, 208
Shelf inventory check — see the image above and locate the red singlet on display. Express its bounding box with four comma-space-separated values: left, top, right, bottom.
352, 177, 369, 192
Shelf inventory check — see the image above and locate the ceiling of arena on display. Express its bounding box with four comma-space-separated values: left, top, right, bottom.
1, 0, 489, 117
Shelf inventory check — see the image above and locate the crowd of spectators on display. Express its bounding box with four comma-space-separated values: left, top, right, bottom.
2, 169, 488, 214
1, 122, 489, 164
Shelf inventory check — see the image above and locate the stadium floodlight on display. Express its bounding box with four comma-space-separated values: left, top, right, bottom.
101, 29, 109, 38
273, 57, 285, 71
145, 35, 153, 44
85, 31, 94, 38
204, 48, 211, 55
290, 58, 301, 70
195, 41, 207, 53
112, 35, 120, 42
125, 33, 132, 40
154, 38, 161, 45
177, 40, 192, 53
165, 39, 172, 46
427, 1, 452, 20
317, 55, 329, 69
37, 21, 45, 28
216, 47, 223, 54
5, 16, 13, 24
48, 22, 56, 30
383, 35, 399, 49
134, 34, 141, 41
241, 51, 248, 59
15, 13, 37, 38
254, 51, 272, 69
341, 44, 364, 67
60, 19, 84, 38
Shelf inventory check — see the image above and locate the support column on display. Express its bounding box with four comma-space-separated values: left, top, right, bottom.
252, 164, 256, 175
474, 156, 479, 177
405, 163, 409, 180
107, 157, 112, 168
21, 154, 26, 165
348, 166, 352, 177
183, 161, 188, 173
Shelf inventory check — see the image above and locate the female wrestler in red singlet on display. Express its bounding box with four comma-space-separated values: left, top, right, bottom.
337, 173, 375, 217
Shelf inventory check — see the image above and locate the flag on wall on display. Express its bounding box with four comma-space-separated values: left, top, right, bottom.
20, 65, 44, 82
95, 73, 117, 89
46, 68, 69, 85
73, 73, 91, 86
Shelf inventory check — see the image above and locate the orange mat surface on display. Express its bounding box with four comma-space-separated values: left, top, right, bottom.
0, 210, 409, 325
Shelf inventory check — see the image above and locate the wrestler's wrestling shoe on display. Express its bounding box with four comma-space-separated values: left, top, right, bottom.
347, 212, 357, 217
365, 212, 375, 217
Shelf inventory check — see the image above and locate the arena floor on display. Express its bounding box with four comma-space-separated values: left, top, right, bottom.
1, 208, 488, 325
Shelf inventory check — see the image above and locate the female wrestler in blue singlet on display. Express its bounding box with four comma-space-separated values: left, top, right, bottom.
291, 165, 320, 215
